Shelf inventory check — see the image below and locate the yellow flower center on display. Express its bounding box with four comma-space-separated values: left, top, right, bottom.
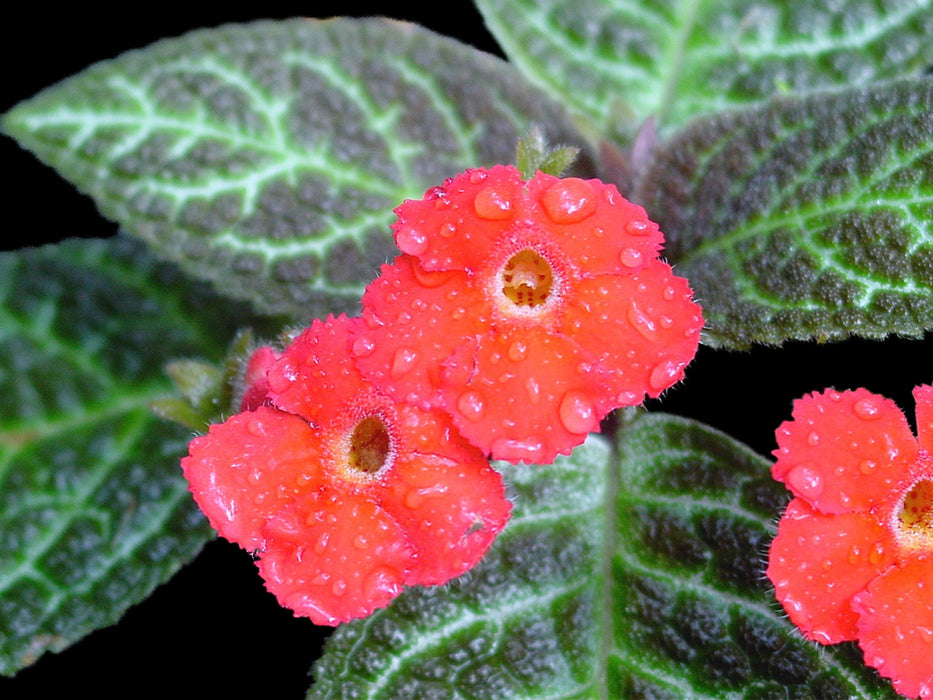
895, 477, 933, 552
501, 249, 553, 308
344, 415, 392, 479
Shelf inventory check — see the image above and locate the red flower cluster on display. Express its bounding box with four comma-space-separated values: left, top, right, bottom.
351, 165, 703, 464
182, 315, 511, 625
767, 385, 933, 699
181, 164, 702, 626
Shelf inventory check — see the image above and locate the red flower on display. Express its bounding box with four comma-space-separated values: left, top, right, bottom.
767, 385, 933, 699
351, 165, 703, 464
181, 315, 511, 626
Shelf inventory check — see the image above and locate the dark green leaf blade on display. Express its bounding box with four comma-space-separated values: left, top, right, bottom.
635, 77, 933, 348
307, 417, 897, 699
475, 0, 933, 144
2, 18, 588, 322
0, 235, 265, 675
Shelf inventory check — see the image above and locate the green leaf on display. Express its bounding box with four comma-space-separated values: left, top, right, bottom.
475, 0, 933, 144
307, 416, 896, 699
0, 235, 267, 675
2, 18, 589, 322
634, 77, 933, 348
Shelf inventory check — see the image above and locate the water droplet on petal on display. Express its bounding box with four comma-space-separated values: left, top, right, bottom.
617, 390, 641, 405
663, 286, 676, 301
648, 360, 683, 392
247, 417, 267, 437
868, 540, 886, 565
507, 339, 528, 362
331, 579, 348, 597
628, 302, 659, 341
525, 376, 541, 404
625, 219, 653, 236
559, 390, 598, 435
457, 391, 487, 421
353, 534, 369, 550
807, 430, 820, 446
787, 463, 824, 498
313, 533, 330, 555
391, 347, 418, 377
541, 178, 596, 223
619, 248, 644, 268
848, 545, 862, 565
469, 170, 487, 184
439, 222, 456, 238
474, 186, 512, 220
396, 226, 429, 256
854, 397, 882, 420
352, 336, 376, 358
363, 566, 403, 600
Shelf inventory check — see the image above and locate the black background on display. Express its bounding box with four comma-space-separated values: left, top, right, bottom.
1, 4, 929, 698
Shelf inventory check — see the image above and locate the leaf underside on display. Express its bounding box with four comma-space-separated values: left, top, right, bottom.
636, 77, 933, 348
3, 18, 590, 323
0, 235, 266, 675
308, 416, 897, 699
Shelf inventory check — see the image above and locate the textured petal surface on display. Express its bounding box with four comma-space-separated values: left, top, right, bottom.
562, 259, 704, 411
525, 172, 664, 276
352, 255, 487, 409
439, 328, 606, 463
767, 498, 897, 644
238, 345, 279, 411
267, 315, 367, 425
381, 450, 511, 586
392, 165, 523, 272
914, 384, 933, 454
772, 387, 919, 514
853, 555, 933, 700
257, 490, 415, 626
181, 406, 325, 551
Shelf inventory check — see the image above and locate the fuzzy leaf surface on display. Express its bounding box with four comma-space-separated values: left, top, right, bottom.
635, 77, 933, 348
307, 417, 897, 699
475, 0, 933, 144
0, 235, 265, 675
2, 18, 587, 322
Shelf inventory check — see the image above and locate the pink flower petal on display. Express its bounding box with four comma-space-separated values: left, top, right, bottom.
767, 498, 897, 644
772, 388, 919, 514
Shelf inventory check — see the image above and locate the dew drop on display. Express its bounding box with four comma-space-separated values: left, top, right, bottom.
821, 558, 833, 572
859, 459, 877, 474
353, 534, 369, 550
541, 178, 597, 223
363, 567, 402, 599
474, 186, 513, 220
619, 248, 644, 268
848, 544, 862, 565
469, 170, 487, 184
457, 390, 487, 421
807, 430, 820, 446
525, 376, 541, 404
617, 390, 640, 405
314, 533, 330, 556
391, 347, 418, 377
396, 227, 429, 256
439, 222, 457, 238
247, 417, 267, 437
854, 397, 883, 420
592, 225, 605, 238
628, 302, 659, 341
648, 360, 683, 393
868, 540, 886, 565
558, 390, 598, 435
352, 336, 376, 358
508, 339, 528, 362
625, 219, 653, 236
787, 463, 824, 498
662, 286, 677, 301
332, 580, 348, 597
